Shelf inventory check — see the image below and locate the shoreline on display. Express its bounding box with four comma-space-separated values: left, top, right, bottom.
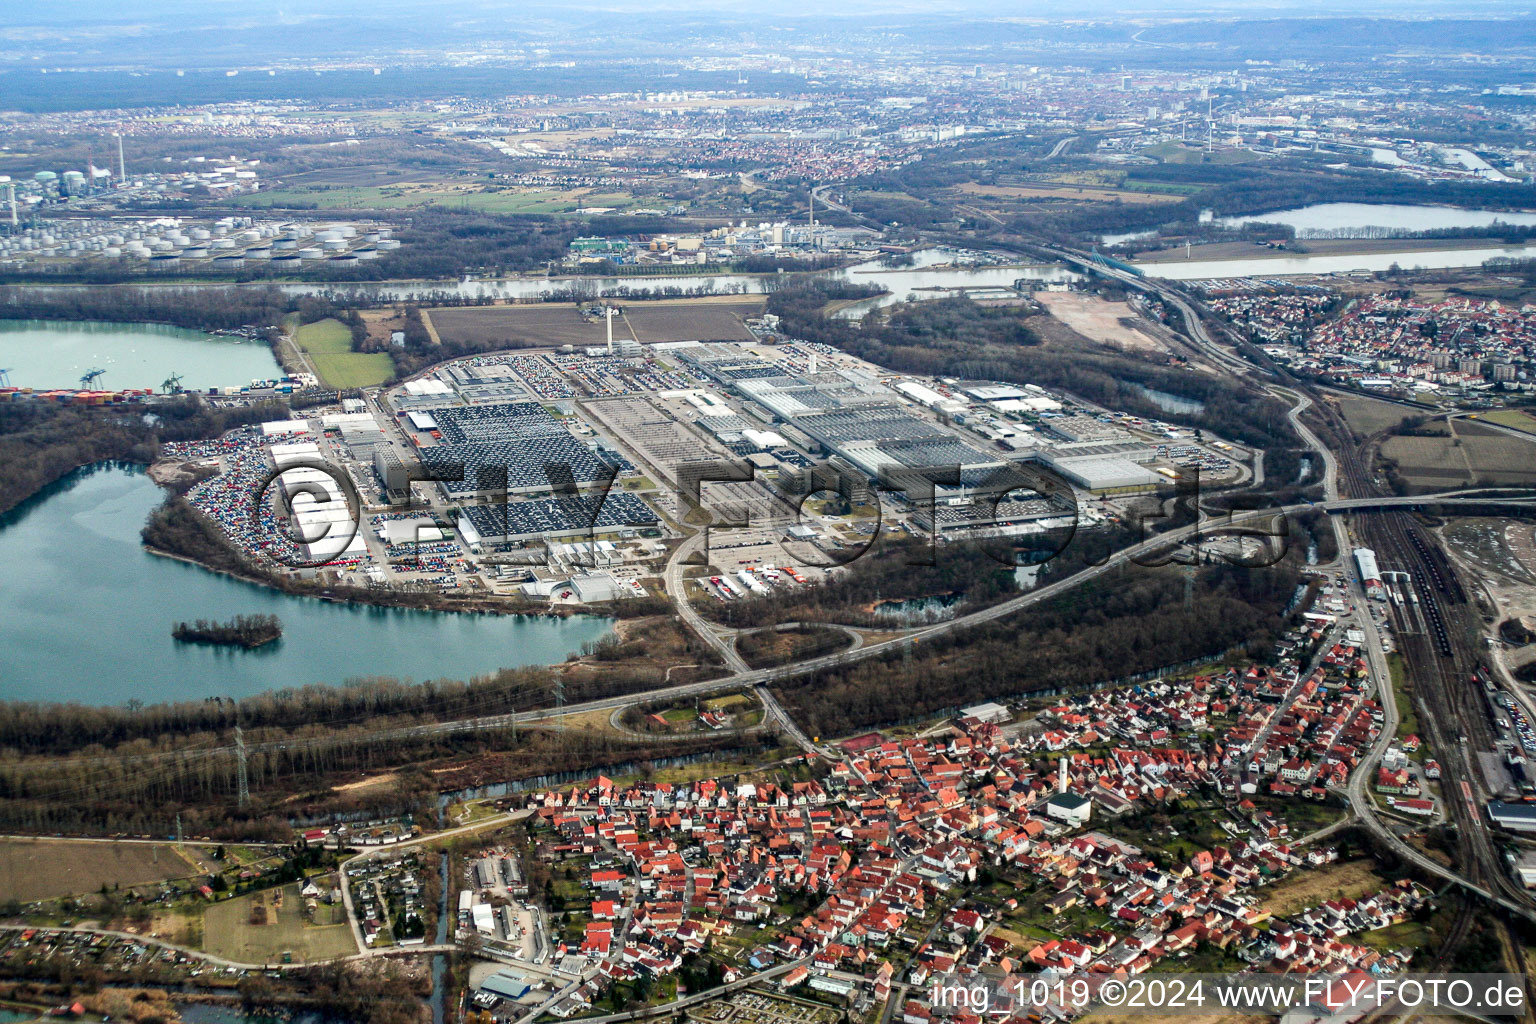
143, 541, 590, 621
1131, 236, 1536, 264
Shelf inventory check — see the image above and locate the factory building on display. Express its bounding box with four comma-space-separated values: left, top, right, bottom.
373, 448, 411, 501
1041, 453, 1163, 495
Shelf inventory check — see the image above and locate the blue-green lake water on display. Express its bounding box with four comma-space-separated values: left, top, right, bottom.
0, 464, 611, 706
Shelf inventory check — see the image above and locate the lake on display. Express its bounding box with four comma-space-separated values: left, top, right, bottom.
1134, 385, 1205, 415
1139, 242, 1536, 281
0, 464, 612, 707
0, 319, 283, 392
1217, 203, 1536, 238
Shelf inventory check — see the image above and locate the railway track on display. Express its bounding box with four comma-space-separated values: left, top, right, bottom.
1311, 393, 1531, 959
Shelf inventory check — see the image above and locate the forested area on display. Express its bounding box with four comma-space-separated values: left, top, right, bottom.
0, 284, 295, 332
0, 708, 751, 838
772, 558, 1302, 737
314, 210, 578, 280
708, 537, 1024, 630
766, 281, 1300, 452
0, 399, 287, 518
0, 614, 718, 758
736, 624, 852, 669
171, 613, 283, 649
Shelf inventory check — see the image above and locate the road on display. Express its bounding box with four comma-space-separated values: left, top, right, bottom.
1032, 246, 1536, 929
338, 809, 533, 955
31, 486, 1534, 783
1045, 136, 1077, 160
665, 531, 749, 673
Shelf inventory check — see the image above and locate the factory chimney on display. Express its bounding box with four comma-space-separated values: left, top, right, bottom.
808, 352, 818, 375
808, 188, 815, 231
6, 184, 16, 230
606, 306, 614, 355
1058, 757, 1069, 795
115, 133, 126, 183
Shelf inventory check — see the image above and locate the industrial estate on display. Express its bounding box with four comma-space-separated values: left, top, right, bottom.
3, 4, 1536, 1024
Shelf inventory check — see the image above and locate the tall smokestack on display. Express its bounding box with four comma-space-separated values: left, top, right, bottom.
808, 352, 817, 375
1058, 757, 1069, 795
7, 184, 16, 229
606, 306, 614, 355
115, 133, 126, 183
808, 189, 815, 231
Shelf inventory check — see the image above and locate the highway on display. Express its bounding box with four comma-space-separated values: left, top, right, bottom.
25, 486, 1533, 783
1066, 249, 1536, 932
664, 531, 750, 674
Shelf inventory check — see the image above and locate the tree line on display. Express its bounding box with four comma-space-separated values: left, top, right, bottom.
0, 399, 289, 519
770, 557, 1302, 738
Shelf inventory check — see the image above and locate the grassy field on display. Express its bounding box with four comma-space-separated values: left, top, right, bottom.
1456, 422, 1536, 486
1379, 434, 1472, 491
1384, 421, 1536, 491
0, 839, 207, 903
1474, 409, 1536, 435
1333, 394, 1418, 440
1258, 859, 1385, 918
1141, 141, 1261, 165
957, 181, 1183, 205
202, 883, 356, 964
289, 316, 395, 389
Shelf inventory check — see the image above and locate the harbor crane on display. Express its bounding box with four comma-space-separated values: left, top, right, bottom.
0, 368, 11, 387
162, 372, 185, 395
79, 367, 106, 388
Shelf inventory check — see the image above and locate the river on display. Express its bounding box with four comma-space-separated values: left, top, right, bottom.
11, 235, 1529, 317
273, 248, 1082, 305
0, 319, 283, 391
0, 464, 612, 706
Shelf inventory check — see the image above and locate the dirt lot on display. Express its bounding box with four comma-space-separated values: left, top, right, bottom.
202, 883, 356, 963
1443, 518, 1536, 586
426, 297, 763, 349
0, 838, 206, 903
1034, 292, 1165, 353
1258, 859, 1385, 917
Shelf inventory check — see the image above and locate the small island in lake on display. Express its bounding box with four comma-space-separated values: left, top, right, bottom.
172, 613, 283, 649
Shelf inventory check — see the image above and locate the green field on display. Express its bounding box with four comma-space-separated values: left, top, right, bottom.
289, 316, 394, 389
231, 184, 634, 215
1475, 409, 1536, 435
202, 883, 356, 964
1120, 178, 1206, 195
1140, 142, 1260, 166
